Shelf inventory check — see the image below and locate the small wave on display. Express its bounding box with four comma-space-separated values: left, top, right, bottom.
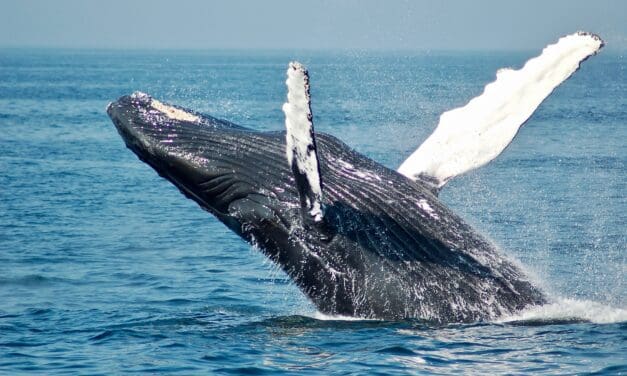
497, 298, 627, 324
0, 274, 69, 287
375, 345, 418, 356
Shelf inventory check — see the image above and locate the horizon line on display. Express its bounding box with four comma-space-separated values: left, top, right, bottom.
1, 45, 625, 54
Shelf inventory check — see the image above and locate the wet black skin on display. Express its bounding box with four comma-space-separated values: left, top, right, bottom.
107, 93, 546, 323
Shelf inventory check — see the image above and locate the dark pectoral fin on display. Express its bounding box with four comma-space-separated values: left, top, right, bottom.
282, 62, 324, 224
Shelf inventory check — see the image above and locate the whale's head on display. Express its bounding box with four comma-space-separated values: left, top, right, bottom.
107, 93, 303, 245
107, 93, 366, 314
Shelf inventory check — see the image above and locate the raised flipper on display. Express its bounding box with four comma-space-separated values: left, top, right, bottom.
398, 32, 604, 192
282, 62, 324, 223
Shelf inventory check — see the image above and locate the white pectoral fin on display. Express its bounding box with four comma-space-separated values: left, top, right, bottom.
398, 32, 604, 190
282, 61, 324, 222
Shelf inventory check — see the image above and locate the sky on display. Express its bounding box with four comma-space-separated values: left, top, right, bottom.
0, 0, 625, 51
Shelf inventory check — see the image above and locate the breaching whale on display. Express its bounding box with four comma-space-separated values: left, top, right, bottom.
107, 32, 603, 323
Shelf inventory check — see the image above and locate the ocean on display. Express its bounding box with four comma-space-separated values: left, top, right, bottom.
0, 48, 625, 374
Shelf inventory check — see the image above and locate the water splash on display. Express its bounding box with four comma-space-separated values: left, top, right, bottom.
310, 311, 380, 321
497, 298, 627, 324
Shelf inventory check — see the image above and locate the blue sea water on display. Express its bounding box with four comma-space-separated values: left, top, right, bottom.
0, 48, 625, 375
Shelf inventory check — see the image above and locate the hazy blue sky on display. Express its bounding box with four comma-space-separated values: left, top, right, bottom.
1, 0, 625, 50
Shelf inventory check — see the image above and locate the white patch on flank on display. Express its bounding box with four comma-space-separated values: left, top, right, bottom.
151, 99, 200, 122
356, 170, 382, 181
398, 32, 604, 188
416, 199, 439, 219
282, 61, 323, 221
338, 159, 354, 170
327, 266, 345, 281
337, 159, 382, 182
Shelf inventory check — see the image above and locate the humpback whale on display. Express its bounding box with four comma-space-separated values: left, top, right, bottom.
107, 32, 603, 323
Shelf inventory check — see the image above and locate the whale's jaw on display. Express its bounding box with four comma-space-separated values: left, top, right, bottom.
107, 92, 276, 222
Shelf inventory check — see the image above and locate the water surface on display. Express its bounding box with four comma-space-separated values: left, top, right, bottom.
0, 49, 625, 374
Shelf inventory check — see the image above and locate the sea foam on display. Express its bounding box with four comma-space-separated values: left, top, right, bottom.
497, 298, 627, 324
